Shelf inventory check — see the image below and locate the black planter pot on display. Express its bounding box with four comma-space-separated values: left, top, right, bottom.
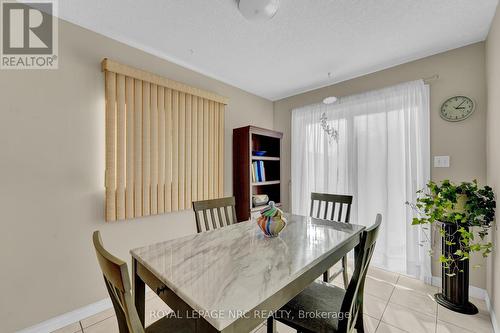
434, 222, 478, 315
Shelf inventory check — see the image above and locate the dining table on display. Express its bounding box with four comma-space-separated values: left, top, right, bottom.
130, 213, 365, 333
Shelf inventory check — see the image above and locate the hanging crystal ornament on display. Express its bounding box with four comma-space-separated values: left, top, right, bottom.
320, 112, 339, 143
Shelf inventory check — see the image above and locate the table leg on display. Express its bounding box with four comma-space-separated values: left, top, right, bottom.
195, 318, 220, 333
266, 317, 276, 333
133, 258, 145, 326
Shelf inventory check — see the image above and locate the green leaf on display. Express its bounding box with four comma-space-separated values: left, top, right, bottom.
412, 218, 422, 225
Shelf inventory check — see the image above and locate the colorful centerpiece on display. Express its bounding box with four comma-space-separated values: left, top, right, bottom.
257, 201, 287, 237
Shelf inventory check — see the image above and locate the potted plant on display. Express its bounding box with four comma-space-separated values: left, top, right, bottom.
409, 180, 495, 314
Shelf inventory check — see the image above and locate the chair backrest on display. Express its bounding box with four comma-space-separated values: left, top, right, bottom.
310, 192, 353, 222
93, 231, 145, 333
338, 214, 382, 333
192, 196, 237, 233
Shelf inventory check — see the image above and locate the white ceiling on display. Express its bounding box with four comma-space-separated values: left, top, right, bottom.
59, 0, 499, 101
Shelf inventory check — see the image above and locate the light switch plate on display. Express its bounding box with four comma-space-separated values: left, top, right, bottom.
434, 156, 450, 168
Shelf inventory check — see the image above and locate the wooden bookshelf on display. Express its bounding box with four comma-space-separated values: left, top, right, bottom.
251, 156, 280, 161
252, 180, 281, 186
233, 126, 283, 222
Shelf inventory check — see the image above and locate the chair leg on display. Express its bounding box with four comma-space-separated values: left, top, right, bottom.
341, 255, 349, 289
355, 310, 365, 333
267, 316, 276, 333
323, 271, 329, 282
354, 291, 365, 333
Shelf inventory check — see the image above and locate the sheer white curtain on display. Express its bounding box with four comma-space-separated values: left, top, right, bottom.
291, 80, 431, 281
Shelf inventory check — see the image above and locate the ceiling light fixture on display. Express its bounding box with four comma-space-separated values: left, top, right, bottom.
238, 0, 280, 22
323, 96, 338, 104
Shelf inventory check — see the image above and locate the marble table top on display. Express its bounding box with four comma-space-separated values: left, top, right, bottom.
131, 214, 365, 331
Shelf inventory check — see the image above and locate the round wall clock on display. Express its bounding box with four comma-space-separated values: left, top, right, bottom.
440, 96, 475, 122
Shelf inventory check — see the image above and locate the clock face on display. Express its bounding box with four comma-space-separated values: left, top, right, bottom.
440, 96, 475, 122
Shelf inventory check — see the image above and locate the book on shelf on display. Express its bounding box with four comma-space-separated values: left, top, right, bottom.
252, 162, 256, 182
260, 161, 266, 182
257, 162, 261, 182
252, 161, 266, 183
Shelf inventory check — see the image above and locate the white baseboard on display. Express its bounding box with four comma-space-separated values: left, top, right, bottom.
486, 293, 500, 333
16, 298, 112, 333
430, 276, 487, 300
16, 287, 155, 333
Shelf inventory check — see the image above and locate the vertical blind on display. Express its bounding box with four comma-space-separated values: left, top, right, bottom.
102, 59, 228, 222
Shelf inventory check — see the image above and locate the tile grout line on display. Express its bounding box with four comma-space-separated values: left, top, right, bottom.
364, 274, 398, 302
364, 290, 391, 303
435, 293, 438, 333
386, 273, 442, 320
79, 312, 115, 330
372, 275, 416, 333
371, 314, 382, 333
363, 269, 400, 332
377, 273, 399, 329
380, 321, 410, 333
387, 289, 439, 318
78, 321, 84, 333
435, 309, 492, 332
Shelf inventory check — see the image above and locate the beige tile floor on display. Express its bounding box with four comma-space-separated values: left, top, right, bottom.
52, 266, 494, 333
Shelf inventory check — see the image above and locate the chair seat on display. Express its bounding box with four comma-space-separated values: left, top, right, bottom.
279, 281, 346, 333
146, 315, 196, 333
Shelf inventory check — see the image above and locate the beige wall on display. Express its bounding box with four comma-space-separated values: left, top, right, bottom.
0, 20, 273, 332
274, 42, 488, 289
486, 3, 500, 328
0, 13, 495, 333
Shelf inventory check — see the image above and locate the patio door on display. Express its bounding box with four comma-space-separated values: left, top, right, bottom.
291, 80, 431, 281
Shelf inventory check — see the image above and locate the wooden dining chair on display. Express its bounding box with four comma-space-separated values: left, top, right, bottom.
192, 196, 237, 233
268, 214, 382, 333
310, 192, 353, 288
92, 231, 195, 333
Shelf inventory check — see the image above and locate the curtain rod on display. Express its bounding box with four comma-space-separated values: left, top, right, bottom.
319, 74, 440, 105
423, 74, 439, 84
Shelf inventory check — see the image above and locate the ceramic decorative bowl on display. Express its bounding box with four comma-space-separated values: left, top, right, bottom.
257, 201, 287, 237
252, 150, 267, 156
